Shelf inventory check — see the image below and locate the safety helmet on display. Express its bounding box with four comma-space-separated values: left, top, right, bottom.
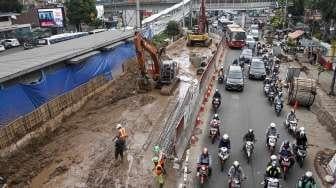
305, 171, 313, 178
214, 114, 219, 118
271, 161, 277, 167
152, 156, 159, 163
223, 134, 229, 140
248, 129, 253, 133
270, 123, 276, 128
284, 140, 290, 147
203, 147, 208, 154
233, 161, 240, 167
300, 127, 305, 132
116, 124, 122, 129
270, 155, 277, 161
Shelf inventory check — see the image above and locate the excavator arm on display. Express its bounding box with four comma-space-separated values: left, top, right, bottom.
134, 31, 161, 78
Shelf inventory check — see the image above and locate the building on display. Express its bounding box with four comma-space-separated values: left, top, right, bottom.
0, 12, 31, 40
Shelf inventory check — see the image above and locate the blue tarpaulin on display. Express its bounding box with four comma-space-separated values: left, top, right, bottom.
0, 43, 135, 125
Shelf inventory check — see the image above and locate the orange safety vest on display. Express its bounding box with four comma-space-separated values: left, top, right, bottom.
155, 164, 163, 176
119, 128, 128, 139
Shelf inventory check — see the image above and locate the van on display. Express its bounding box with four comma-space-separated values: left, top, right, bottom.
1, 38, 20, 48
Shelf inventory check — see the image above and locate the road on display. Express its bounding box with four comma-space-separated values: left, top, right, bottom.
194, 48, 316, 188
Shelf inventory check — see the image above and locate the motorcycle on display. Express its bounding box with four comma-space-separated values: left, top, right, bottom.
268, 91, 275, 103
274, 100, 283, 116
198, 164, 209, 185
280, 156, 291, 180
212, 98, 220, 113
209, 119, 220, 144
286, 119, 298, 136
265, 177, 280, 188
229, 177, 242, 188
218, 75, 224, 84
267, 135, 278, 153
264, 83, 270, 96
295, 145, 307, 168
297, 177, 316, 188
218, 147, 230, 171
244, 141, 254, 163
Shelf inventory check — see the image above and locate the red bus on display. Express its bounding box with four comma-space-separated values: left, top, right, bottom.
226, 24, 246, 49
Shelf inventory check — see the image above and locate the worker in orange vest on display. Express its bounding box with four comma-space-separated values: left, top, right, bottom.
116, 124, 128, 150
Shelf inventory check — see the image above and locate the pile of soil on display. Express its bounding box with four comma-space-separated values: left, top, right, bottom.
314, 148, 336, 186
0, 59, 144, 187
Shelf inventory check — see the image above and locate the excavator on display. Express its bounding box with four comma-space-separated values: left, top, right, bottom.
134, 31, 179, 95
186, 0, 212, 47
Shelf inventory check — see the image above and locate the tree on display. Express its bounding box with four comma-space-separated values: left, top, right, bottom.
0, 0, 22, 13
65, 0, 97, 31
165, 21, 180, 36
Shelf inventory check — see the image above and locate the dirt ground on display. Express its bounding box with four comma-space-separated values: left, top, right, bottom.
0, 38, 218, 188
0, 59, 174, 188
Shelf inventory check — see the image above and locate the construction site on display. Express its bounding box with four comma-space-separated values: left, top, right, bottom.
0, 18, 223, 188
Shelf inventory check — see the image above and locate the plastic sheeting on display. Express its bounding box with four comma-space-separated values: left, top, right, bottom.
0, 42, 135, 125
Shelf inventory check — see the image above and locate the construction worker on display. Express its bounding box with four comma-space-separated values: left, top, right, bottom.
116, 124, 128, 149
115, 135, 124, 161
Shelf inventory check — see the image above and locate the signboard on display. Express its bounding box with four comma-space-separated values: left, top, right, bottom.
96, 5, 104, 19
38, 8, 64, 28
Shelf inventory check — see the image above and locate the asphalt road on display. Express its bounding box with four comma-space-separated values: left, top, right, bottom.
195, 48, 316, 188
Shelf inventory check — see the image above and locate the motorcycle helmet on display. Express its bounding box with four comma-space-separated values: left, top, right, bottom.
248, 129, 253, 133
233, 161, 240, 168
270, 122, 276, 128
203, 147, 208, 154
152, 156, 159, 163
214, 114, 219, 119
299, 127, 305, 132
291, 108, 295, 114
278, 92, 283, 97
271, 161, 277, 167
223, 134, 229, 140
283, 140, 290, 148
305, 171, 313, 178
215, 89, 219, 93
270, 155, 277, 161
299, 131, 305, 137
116, 124, 122, 129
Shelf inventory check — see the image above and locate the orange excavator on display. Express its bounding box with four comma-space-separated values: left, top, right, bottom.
134, 31, 179, 95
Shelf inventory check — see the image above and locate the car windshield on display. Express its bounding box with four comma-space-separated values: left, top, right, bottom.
228, 70, 243, 79
232, 32, 246, 40
251, 62, 264, 69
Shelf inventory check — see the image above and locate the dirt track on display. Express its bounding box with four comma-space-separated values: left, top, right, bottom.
0, 60, 173, 188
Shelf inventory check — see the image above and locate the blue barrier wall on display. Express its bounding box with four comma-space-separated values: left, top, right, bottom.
0, 42, 135, 125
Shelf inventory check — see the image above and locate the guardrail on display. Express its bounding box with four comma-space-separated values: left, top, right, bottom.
156, 37, 224, 160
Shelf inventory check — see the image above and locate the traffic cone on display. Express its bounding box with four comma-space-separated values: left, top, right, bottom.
190, 135, 196, 145
196, 116, 202, 127
200, 104, 205, 112
294, 100, 299, 109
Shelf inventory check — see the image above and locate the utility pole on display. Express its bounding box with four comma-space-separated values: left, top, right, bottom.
182, 0, 185, 28
136, 0, 140, 30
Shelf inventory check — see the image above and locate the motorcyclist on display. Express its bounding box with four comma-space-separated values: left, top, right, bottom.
210, 114, 221, 136
212, 95, 221, 108
274, 91, 284, 109
197, 147, 212, 176
296, 131, 308, 147
219, 134, 231, 151
267, 155, 278, 166
213, 89, 221, 100
264, 161, 281, 188
266, 123, 278, 145
298, 171, 316, 188
219, 65, 224, 76
228, 161, 245, 183
279, 140, 295, 167
285, 108, 298, 128
243, 129, 256, 142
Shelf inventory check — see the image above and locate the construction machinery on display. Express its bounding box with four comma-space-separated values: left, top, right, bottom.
134, 31, 179, 95
186, 0, 212, 47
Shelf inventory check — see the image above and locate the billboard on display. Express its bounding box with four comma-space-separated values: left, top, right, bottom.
38, 8, 64, 28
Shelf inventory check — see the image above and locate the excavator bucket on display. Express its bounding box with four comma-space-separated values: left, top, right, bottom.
137, 76, 152, 93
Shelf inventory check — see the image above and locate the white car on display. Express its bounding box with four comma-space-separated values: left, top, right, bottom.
245, 35, 256, 50
0, 44, 5, 52
1, 38, 20, 48
251, 29, 259, 40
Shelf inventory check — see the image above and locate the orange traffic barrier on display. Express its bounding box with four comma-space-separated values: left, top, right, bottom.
200, 104, 205, 112
196, 116, 202, 127
190, 135, 196, 145
294, 100, 299, 109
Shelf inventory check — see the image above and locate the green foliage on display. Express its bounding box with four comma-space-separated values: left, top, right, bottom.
152, 32, 169, 47
89, 18, 104, 28
65, 0, 97, 31
287, 37, 297, 47
0, 0, 22, 13
270, 16, 284, 29
165, 21, 180, 37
